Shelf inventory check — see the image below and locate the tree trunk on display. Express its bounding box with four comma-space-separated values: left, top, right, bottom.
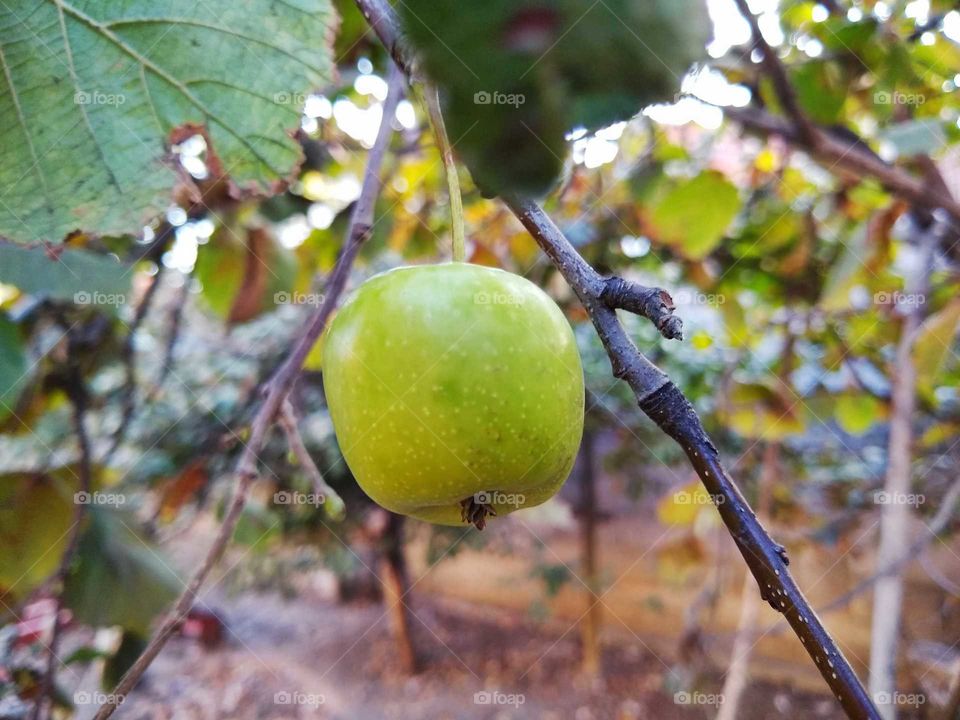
716, 441, 778, 720
380, 512, 418, 674
578, 428, 602, 676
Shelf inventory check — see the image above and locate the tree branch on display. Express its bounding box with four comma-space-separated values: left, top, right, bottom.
507, 197, 879, 720
717, 105, 960, 225
732, 0, 819, 146
32, 329, 94, 720
90, 62, 406, 720
278, 399, 345, 520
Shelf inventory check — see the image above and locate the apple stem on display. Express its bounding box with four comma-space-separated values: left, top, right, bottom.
422, 85, 466, 262
460, 495, 497, 530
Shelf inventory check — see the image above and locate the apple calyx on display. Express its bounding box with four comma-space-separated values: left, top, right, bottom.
460, 495, 498, 531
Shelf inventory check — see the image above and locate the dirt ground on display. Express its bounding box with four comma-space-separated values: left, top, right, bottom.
104, 587, 857, 720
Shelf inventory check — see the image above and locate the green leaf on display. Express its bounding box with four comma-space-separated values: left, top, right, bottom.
879, 119, 947, 159
399, 0, 709, 195
649, 171, 739, 259
790, 61, 847, 124
63, 509, 180, 635
913, 298, 960, 400
0, 315, 28, 420
0, 244, 131, 305
0, 0, 336, 243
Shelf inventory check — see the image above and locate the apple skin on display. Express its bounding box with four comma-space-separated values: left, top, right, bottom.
322, 263, 584, 525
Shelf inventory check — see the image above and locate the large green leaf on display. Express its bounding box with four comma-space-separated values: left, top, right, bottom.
0, 315, 28, 420
649, 171, 739, 260
63, 509, 180, 635
0, 0, 336, 243
0, 243, 130, 305
399, 0, 709, 195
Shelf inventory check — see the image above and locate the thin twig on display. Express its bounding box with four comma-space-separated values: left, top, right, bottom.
732, 0, 818, 146
152, 274, 190, 395
90, 63, 406, 720
102, 259, 166, 465
278, 399, 346, 520
32, 330, 94, 720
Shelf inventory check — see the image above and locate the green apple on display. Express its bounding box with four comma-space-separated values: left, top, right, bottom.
322, 263, 584, 527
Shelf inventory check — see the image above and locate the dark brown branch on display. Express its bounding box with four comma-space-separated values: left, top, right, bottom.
90, 63, 406, 720
506, 198, 879, 720
719, 105, 960, 226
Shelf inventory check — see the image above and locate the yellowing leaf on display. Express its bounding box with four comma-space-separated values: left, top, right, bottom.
649, 171, 739, 260
834, 393, 886, 435
914, 298, 960, 400
690, 330, 713, 350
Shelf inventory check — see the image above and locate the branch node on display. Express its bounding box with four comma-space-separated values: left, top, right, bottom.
600, 277, 683, 340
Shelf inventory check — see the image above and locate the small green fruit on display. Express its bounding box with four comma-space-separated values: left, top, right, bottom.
322, 263, 584, 526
